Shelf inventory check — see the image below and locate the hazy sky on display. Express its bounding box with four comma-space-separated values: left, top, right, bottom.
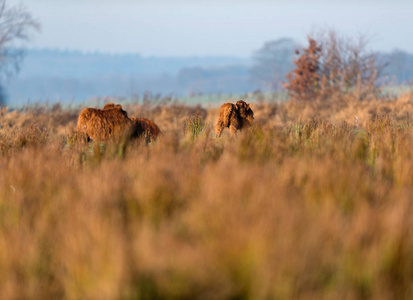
10, 0, 413, 57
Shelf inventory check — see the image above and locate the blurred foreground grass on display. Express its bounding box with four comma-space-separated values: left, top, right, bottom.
1, 93, 413, 299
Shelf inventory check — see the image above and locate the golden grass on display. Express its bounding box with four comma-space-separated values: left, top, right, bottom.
1, 93, 413, 299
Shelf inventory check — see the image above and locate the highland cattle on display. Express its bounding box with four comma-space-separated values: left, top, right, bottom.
130, 117, 161, 141
76, 103, 132, 141
215, 100, 254, 137
104, 103, 161, 141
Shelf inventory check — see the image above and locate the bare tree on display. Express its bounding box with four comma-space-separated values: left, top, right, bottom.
317, 30, 384, 100
0, 0, 39, 106
284, 30, 385, 102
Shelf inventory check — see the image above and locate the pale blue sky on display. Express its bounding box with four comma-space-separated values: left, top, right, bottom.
10, 0, 413, 57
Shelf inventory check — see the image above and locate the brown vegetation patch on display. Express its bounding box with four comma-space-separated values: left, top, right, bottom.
1, 94, 413, 298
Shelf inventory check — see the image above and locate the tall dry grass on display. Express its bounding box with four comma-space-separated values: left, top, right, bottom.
1, 94, 413, 299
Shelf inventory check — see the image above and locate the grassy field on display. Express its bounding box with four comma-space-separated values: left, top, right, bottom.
1, 92, 413, 299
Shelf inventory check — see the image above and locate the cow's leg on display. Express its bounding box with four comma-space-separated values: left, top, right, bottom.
229, 124, 237, 137
215, 120, 224, 138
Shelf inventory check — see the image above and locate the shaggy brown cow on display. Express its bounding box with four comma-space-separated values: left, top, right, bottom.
130, 117, 161, 141
76, 103, 133, 141
104, 103, 161, 141
215, 100, 254, 137
102, 103, 121, 110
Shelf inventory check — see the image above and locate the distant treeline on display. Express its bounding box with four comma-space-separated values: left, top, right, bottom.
6, 41, 413, 105
382, 50, 413, 84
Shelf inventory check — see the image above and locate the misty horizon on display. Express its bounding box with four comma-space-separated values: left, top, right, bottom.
7, 40, 413, 106
23, 44, 413, 59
